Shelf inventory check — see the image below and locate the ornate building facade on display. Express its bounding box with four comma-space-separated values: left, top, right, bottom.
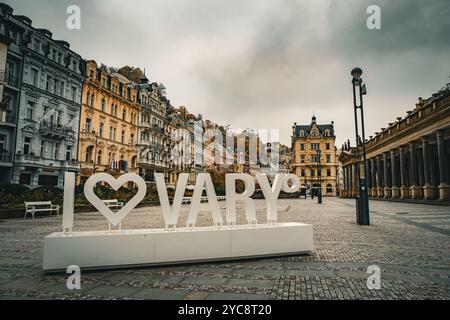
340, 90, 450, 201
78, 60, 139, 183
1, 4, 84, 187
136, 74, 172, 183
292, 116, 338, 196
0, 3, 15, 184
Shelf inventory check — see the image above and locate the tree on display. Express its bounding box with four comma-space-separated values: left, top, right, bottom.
117, 66, 144, 83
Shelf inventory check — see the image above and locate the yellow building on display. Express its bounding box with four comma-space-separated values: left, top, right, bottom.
78, 60, 140, 183
291, 116, 338, 196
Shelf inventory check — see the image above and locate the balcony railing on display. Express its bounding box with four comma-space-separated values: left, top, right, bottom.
16, 153, 40, 163
61, 160, 80, 169
40, 121, 74, 138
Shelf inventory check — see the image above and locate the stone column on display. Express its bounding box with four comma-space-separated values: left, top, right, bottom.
351, 163, 356, 197
399, 146, 409, 199
348, 165, 352, 197
390, 149, 400, 198
341, 166, 346, 197
422, 137, 434, 199
417, 147, 424, 198
370, 158, 376, 197
376, 155, 384, 197
383, 152, 392, 198
437, 130, 450, 201
342, 165, 348, 197
409, 142, 421, 199
366, 159, 372, 197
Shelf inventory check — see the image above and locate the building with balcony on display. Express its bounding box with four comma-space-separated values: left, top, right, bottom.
0, 4, 84, 187
292, 116, 338, 196
0, 4, 20, 183
136, 73, 172, 183
78, 60, 140, 183
167, 107, 205, 185
339, 87, 450, 202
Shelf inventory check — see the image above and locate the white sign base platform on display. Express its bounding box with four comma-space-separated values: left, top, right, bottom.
43, 222, 313, 271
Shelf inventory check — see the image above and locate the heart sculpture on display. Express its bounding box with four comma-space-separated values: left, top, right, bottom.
84, 173, 147, 227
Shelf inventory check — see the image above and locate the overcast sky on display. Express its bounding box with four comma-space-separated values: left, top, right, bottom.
4, 0, 450, 146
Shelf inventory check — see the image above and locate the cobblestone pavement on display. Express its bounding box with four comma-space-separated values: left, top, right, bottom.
0, 198, 449, 300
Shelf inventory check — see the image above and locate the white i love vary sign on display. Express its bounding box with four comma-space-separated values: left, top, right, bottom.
43, 172, 313, 271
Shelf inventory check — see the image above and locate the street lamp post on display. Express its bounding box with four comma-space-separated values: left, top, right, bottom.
351, 67, 370, 225
316, 148, 322, 204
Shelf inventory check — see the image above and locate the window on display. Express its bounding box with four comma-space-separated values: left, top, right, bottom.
53, 79, 58, 94
90, 93, 94, 107
326, 155, 331, 163
24, 137, 31, 155
26, 101, 34, 120
54, 143, 60, 159
6, 61, 15, 84
110, 127, 116, 141
46, 76, 52, 92
327, 169, 331, 177
71, 86, 77, 101
121, 130, 125, 144
101, 99, 106, 112
30, 68, 38, 87
300, 155, 305, 163
0, 134, 6, 161
33, 38, 41, 52
122, 110, 126, 121
299, 130, 305, 137
327, 184, 333, 194
300, 144, 305, 151
130, 134, 134, 145
97, 150, 102, 164
66, 146, 72, 161
311, 169, 315, 177
301, 169, 305, 177
85, 118, 92, 133
19, 173, 32, 185
59, 81, 65, 97
311, 143, 320, 151
40, 141, 45, 157
99, 123, 104, 137
38, 175, 58, 186
326, 143, 330, 150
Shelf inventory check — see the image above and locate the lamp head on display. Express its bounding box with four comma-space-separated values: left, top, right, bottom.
351, 67, 363, 80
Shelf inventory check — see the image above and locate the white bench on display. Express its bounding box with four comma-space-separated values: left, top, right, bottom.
103, 200, 124, 232
103, 199, 124, 211
24, 201, 60, 219
182, 196, 226, 204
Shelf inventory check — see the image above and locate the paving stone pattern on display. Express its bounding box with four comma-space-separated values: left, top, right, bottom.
0, 198, 449, 300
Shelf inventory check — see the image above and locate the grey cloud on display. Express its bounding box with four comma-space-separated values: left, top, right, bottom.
4, 0, 449, 146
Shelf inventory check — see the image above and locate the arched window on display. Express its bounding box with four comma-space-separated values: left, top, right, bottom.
85, 145, 94, 162
299, 130, 305, 137
97, 149, 102, 165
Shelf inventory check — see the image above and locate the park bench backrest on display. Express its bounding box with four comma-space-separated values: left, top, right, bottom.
25, 201, 52, 207
103, 200, 118, 204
